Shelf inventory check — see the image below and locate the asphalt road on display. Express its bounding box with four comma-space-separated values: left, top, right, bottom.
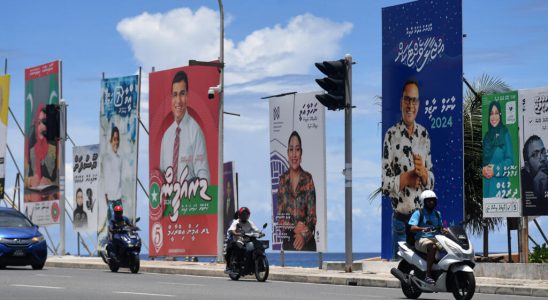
0, 266, 535, 300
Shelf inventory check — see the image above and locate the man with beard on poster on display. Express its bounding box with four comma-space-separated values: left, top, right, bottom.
160, 71, 210, 183
522, 135, 548, 201
382, 79, 435, 259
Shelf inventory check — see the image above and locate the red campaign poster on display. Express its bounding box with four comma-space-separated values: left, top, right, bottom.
148, 65, 219, 257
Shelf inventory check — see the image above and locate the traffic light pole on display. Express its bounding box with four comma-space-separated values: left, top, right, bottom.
59, 100, 67, 256
344, 54, 353, 272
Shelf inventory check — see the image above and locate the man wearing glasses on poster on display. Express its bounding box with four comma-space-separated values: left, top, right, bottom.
522, 135, 548, 201
382, 79, 435, 258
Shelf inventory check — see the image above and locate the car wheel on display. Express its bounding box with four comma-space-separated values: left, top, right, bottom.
32, 263, 45, 270
0, 264, 6, 269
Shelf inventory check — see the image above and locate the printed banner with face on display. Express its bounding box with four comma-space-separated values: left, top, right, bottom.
72, 144, 99, 233
0, 75, 10, 200
97, 75, 139, 250
269, 92, 327, 252
381, 0, 463, 259
223, 161, 238, 236
148, 65, 219, 257
519, 87, 548, 216
24, 61, 61, 225
482, 92, 521, 217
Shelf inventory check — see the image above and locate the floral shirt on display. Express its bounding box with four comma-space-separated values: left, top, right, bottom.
276, 168, 317, 233
382, 120, 435, 215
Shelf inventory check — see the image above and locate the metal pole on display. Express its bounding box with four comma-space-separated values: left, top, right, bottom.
133, 66, 142, 224
533, 219, 548, 244
319, 252, 323, 269
344, 54, 353, 272
507, 221, 512, 263
521, 217, 529, 263
59, 99, 67, 256
77, 233, 81, 256
216, 0, 225, 263
281, 249, 285, 267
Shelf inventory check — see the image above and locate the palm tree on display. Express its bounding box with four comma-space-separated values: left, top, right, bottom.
463, 74, 511, 256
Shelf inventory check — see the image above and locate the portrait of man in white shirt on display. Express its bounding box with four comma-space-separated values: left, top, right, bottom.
160, 71, 210, 182
102, 126, 122, 221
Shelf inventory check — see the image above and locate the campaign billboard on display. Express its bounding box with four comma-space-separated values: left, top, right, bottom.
148, 65, 220, 257
0, 75, 9, 200
97, 75, 140, 250
269, 92, 327, 252
482, 92, 521, 217
24, 61, 61, 225
72, 144, 99, 233
381, 0, 463, 259
223, 161, 238, 236
519, 87, 548, 216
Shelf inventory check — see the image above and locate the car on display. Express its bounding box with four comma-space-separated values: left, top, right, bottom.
0, 207, 47, 270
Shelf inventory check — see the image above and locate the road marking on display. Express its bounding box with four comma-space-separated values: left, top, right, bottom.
113, 291, 175, 297
11, 284, 65, 290
325, 292, 384, 298
35, 274, 71, 278
158, 282, 205, 286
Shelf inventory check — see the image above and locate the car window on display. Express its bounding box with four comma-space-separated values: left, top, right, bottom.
0, 211, 34, 228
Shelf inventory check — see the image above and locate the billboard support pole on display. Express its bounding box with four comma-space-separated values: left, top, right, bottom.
344, 54, 353, 273
59, 99, 67, 256
533, 219, 548, 244
134, 67, 142, 224
520, 217, 529, 263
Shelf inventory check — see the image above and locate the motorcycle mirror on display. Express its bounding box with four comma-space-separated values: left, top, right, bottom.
262, 223, 267, 229
135, 217, 141, 223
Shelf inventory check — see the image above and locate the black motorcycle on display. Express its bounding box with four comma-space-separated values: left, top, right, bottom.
100, 218, 142, 274
227, 223, 269, 282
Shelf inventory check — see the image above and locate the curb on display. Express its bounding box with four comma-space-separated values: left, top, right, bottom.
45, 260, 548, 298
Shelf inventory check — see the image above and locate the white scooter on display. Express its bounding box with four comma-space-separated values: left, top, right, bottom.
391, 225, 476, 300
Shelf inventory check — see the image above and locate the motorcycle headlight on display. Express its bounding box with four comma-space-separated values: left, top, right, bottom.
32, 236, 45, 243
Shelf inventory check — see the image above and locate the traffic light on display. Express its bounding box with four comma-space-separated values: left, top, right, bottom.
41, 104, 60, 141
315, 59, 347, 111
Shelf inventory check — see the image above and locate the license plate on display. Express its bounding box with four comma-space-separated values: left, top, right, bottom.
13, 250, 25, 257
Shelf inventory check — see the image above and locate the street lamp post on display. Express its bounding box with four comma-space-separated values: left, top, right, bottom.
216, 0, 225, 262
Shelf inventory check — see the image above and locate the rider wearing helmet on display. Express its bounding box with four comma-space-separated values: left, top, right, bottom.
408, 190, 448, 285
108, 205, 132, 258
225, 207, 260, 272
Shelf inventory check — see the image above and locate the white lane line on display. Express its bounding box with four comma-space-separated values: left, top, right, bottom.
157, 282, 205, 286
325, 292, 384, 298
11, 284, 65, 290
113, 291, 175, 297
35, 274, 71, 278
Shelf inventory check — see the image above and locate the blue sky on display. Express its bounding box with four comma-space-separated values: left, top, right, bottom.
1, 0, 547, 255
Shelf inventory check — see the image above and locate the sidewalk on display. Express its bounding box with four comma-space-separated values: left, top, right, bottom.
45, 256, 548, 298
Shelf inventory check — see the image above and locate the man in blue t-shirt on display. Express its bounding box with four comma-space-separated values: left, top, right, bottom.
409, 190, 448, 284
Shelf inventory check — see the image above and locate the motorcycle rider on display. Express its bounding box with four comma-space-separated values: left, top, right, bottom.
408, 190, 448, 285
225, 207, 260, 272
107, 205, 132, 258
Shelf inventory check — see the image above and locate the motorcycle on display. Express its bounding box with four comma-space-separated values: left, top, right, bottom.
391, 225, 476, 300
100, 217, 142, 274
227, 223, 269, 282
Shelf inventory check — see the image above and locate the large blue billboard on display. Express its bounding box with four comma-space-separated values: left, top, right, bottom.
381, 0, 463, 259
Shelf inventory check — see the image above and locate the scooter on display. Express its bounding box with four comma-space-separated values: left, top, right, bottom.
391, 225, 476, 300
100, 218, 142, 274
227, 223, 269, 282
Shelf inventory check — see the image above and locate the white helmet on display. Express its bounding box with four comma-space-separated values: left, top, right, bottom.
419, 190, 437, 205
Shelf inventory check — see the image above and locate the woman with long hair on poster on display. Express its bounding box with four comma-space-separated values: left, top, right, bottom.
276, 131, 317, 251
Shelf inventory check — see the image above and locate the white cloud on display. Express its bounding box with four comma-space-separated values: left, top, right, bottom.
117, 7, 352, 95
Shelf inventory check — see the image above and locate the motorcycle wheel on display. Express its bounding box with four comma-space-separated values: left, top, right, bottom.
129, 255, 140, 274
228, 256, 240, 280
109, 260, 119, 273
254, 256, 269, 282
398, 260, 422, 299
451, 272, 475, 300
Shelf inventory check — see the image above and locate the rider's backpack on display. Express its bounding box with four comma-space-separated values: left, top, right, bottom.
405, 209, 441, 246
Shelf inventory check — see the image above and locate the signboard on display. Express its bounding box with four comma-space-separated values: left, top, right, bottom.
149, 65, 220, 256
381, 0, 464, 259
269, 92, 327, 252
481, 92, 521, 217
24, 61, 61, 225
97, 75, 140, 250
72, 144, 99, 233
519, 87, 548, 216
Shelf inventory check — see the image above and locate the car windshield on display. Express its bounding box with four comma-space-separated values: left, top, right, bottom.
0, 211, 34, 228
